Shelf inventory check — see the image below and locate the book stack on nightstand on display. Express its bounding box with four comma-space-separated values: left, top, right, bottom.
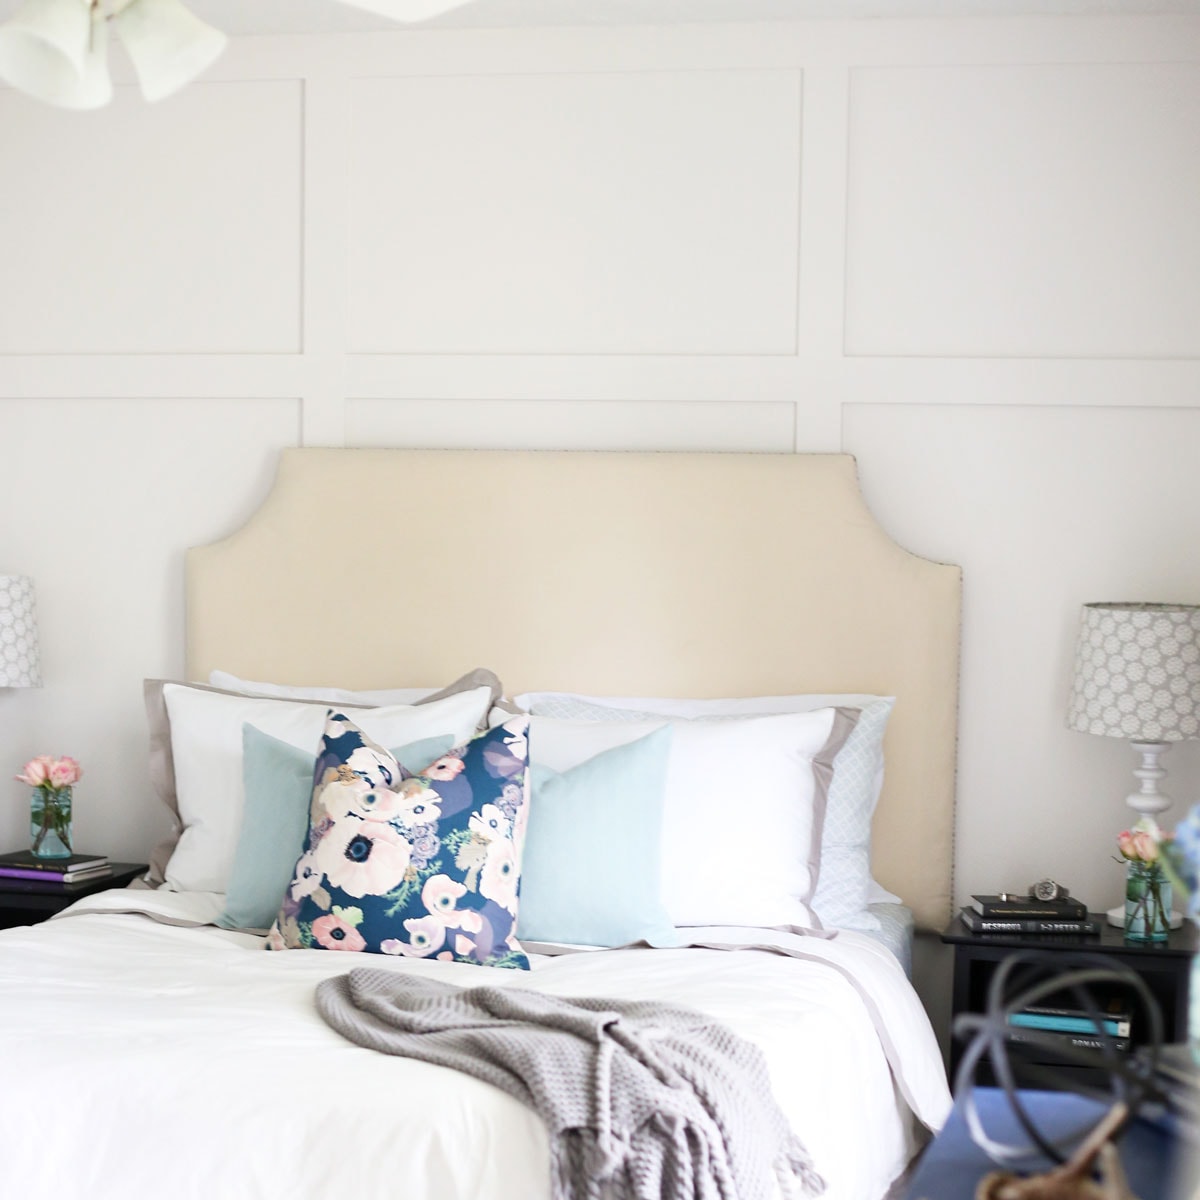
959, 892, 1101, 936
0, 850, 113, 885
1005, 995, 1133, 1060
0, 852, 148, 931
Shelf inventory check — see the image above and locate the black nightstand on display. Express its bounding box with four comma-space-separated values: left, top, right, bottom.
942, 914, 1197, 1089
0, 862, 148, 930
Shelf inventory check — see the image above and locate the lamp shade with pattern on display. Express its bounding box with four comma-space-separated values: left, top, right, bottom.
1067, 601, 1200, 824
0, 575, 42, 688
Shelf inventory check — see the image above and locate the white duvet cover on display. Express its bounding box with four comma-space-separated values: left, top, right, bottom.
0, 890, 951, 1200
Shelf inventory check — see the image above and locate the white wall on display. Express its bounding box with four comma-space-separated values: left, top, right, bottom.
1, 15, 1198, 934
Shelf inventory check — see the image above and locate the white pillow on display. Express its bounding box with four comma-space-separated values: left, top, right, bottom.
528, 708, 851, 930
162, 683, 494, 893
208, 670, 434, 706
516, 690, 895, 932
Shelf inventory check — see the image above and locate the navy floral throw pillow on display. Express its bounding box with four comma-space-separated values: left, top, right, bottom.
266, 711, 531, 970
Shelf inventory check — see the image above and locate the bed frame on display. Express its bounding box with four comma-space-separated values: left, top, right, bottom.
186, 449, 960, 930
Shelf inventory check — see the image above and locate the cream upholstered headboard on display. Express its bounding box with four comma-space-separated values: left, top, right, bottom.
186, 449, 961, 930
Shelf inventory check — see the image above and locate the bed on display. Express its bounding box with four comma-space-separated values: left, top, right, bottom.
0, 449, 961, 1200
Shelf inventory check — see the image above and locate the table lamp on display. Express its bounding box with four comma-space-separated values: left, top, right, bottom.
0, 575, 41, 689
1066, 601, 1200, 927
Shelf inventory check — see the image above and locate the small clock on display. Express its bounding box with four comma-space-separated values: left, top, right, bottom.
1030, 878, 1069, 902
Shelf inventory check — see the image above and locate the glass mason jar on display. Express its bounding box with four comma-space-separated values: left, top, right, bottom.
30, 785, 73, 859
1124, 859, 1170, 943
1191, 955, 1200, 1066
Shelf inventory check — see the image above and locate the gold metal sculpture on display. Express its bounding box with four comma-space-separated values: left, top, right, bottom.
973, 1097, 1139, 1200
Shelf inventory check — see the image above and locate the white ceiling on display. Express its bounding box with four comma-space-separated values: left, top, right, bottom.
204, 0, 1200, 35
2, 0, 1192, 36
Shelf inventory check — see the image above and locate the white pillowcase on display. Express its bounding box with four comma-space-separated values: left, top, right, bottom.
528, 708, 847, 930
162, 683, 494, 893
208, 670, 435, 707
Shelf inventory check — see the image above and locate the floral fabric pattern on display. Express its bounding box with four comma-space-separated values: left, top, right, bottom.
266, 712, 531, 970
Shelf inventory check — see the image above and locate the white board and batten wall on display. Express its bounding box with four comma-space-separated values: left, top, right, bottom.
0, 15, 1198, 970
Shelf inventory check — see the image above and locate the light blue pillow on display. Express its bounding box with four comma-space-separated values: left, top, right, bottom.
517, 725, 678, 949
218, 725, 454, 932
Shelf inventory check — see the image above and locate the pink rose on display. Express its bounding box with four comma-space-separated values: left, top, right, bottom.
15, 756, 53, 787
1117, 828, 1160, 862
1130, 830, 1159, 862
48, 757, 81, 788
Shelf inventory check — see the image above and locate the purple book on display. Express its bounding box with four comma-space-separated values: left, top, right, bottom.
0, 865, 112, 884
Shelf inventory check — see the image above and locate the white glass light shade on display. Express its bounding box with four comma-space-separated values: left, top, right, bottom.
330, 0, 475, 21
0, 576, 42, 688
0, 0, 113, 110
113, 0, 226, 103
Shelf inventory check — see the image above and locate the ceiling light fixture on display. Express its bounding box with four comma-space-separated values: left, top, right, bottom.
0, 0, 473, 111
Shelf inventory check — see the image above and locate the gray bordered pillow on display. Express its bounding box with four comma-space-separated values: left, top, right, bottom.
516, 690, 894, 932
142, 668, 504, 888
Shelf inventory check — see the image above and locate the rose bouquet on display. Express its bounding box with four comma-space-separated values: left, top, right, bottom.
1116, 822, 1172, 942
17, 755, 82, 858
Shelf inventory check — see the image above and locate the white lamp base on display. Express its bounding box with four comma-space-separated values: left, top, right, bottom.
1105, 903, 1184, 930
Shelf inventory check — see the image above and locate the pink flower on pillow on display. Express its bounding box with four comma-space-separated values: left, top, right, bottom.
468, 803, 510, 843
395, 780, 442, 827
422, 873, 467, 921
381, 916, 446, 958
479, 839, 518, 911
315, 778, 369, 821
315, 818, 411, 897
343, 787, 407, 823
312, 911, 366, 952
289, 851, 325, 900
455, 909, 484, 935
423, 754, 464, 782
344, 744, 401, 790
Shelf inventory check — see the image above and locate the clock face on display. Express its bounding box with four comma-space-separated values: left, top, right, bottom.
1033, 879, 1058, 902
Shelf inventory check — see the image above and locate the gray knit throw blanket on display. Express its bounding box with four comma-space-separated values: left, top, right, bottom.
316, 969, 825, 1200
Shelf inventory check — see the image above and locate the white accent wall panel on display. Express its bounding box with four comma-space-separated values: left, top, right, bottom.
845, 63, 1200, 358
0, 15, 1197, 1023
0, 398, 300, 858
345, 70, 803, 355
346, 398, 795, 449
0, 82, 303, 355
843, 402, 1200, 913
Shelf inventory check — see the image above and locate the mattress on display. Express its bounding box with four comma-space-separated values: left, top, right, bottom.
0, 889, 951, 1200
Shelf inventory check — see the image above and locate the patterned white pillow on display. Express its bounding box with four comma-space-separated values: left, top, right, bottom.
517, 691, 895, 932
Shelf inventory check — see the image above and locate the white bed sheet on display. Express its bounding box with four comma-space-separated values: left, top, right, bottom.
0, 890, 951, 1200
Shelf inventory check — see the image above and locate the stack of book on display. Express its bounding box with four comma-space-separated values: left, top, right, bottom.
0, 850, 111, 885
1006, 998, 1134, 1057
959, 893, 1101, 936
